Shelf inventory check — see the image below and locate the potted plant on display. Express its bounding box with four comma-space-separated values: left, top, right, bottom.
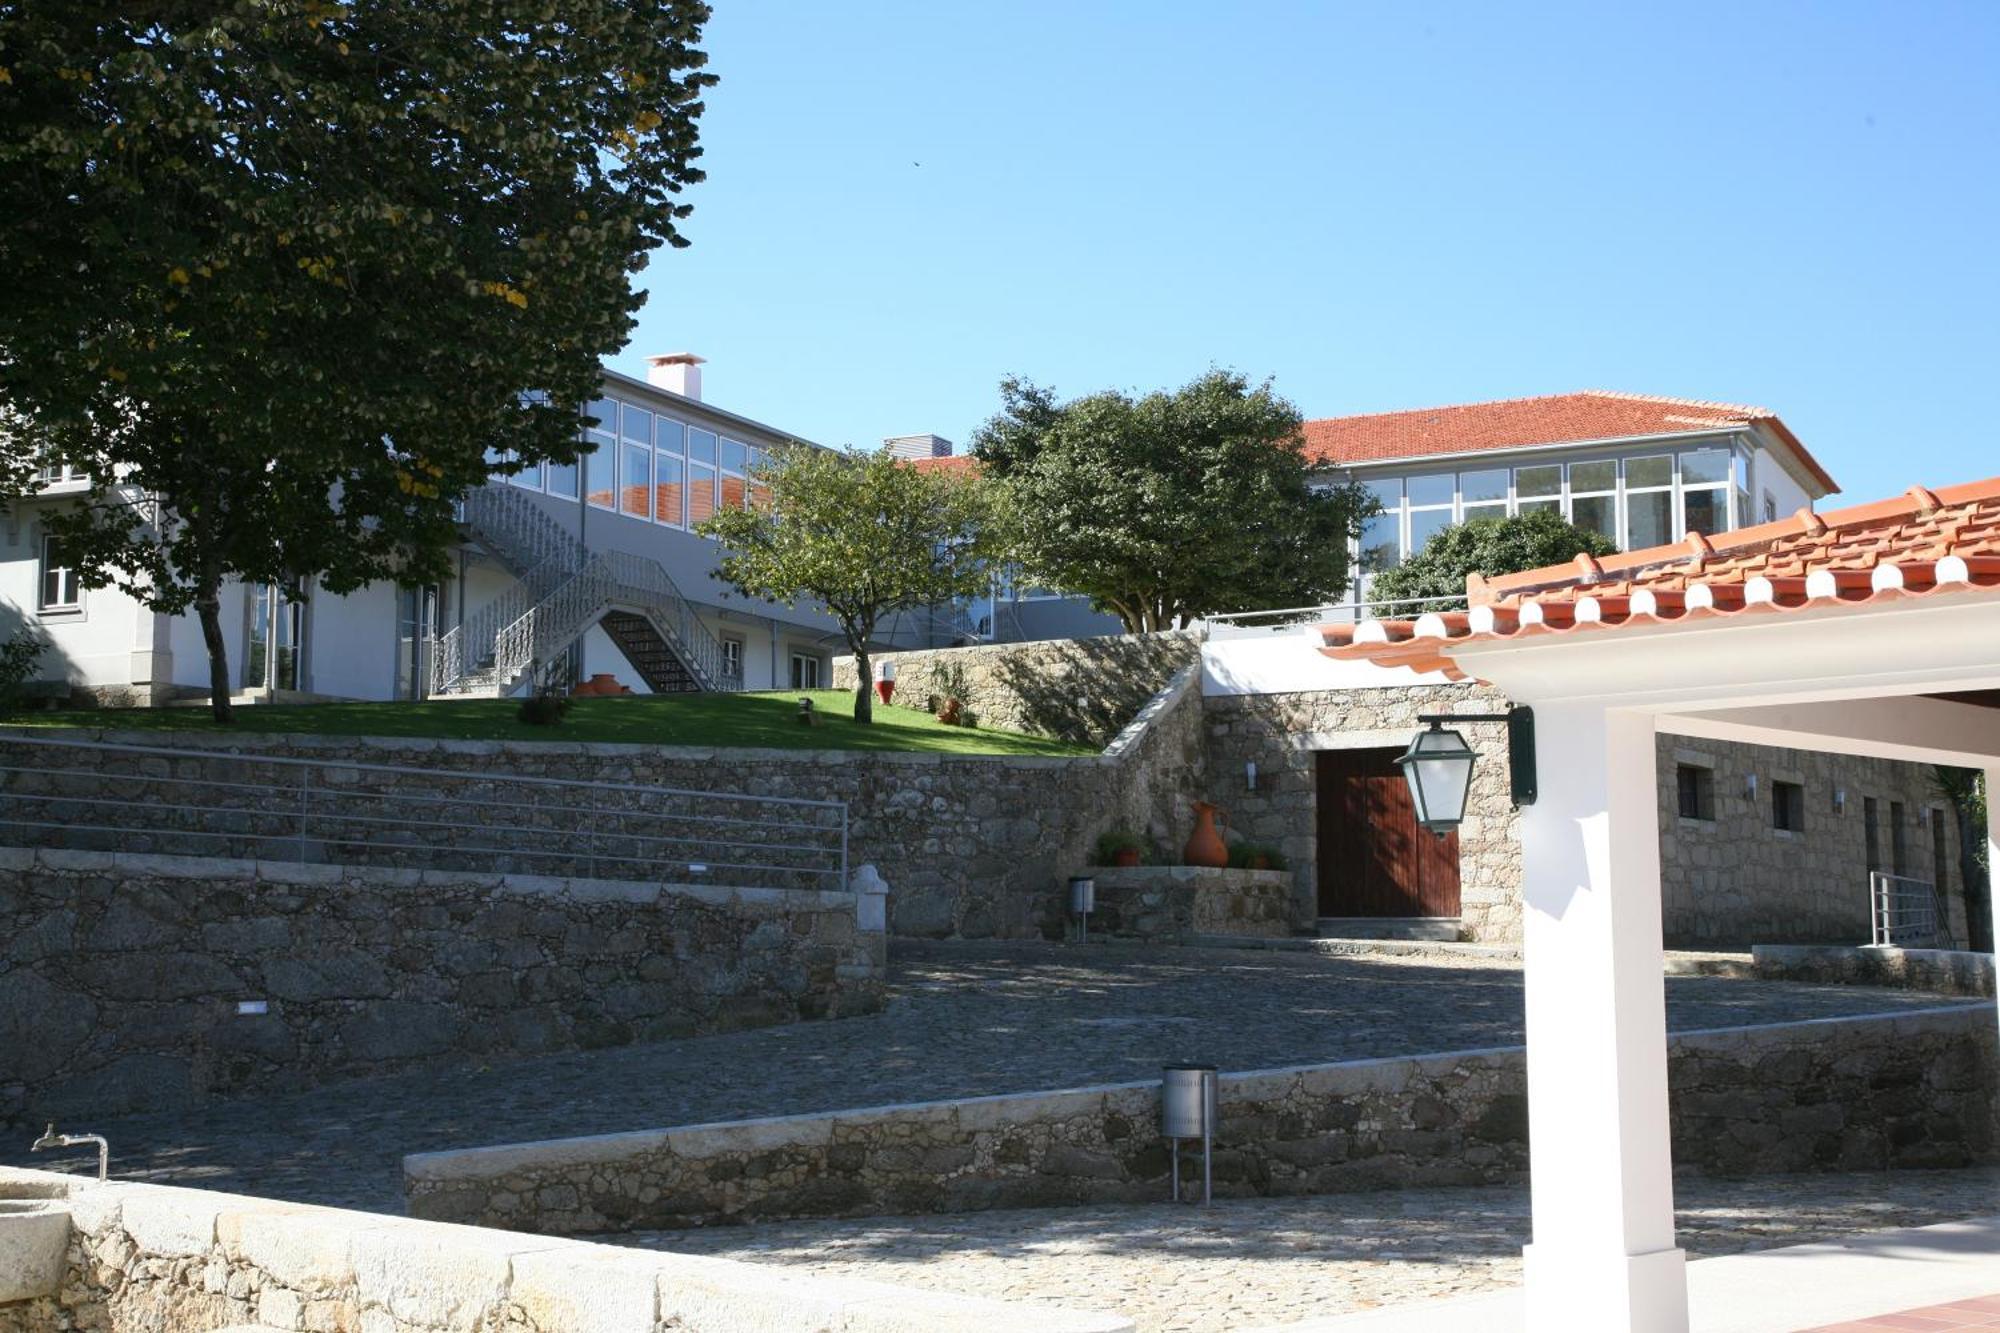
1228, 843, 1288, 872
1095, 830, 1146, 868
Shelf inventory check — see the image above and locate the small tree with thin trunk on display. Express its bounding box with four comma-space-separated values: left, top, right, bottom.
699, 447, 1001, 723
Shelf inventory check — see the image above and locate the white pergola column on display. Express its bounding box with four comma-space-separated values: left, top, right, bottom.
1519, 704, 1687, 1331
1989, 766, 2000, 1059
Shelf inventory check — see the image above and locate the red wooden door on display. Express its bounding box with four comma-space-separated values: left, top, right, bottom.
1315, 748, 1461, 917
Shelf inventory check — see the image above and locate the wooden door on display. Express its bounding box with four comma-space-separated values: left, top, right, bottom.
1315, 747, 1461, 918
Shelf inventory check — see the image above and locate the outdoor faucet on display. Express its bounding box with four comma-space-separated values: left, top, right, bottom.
31, 1123, 108, 1182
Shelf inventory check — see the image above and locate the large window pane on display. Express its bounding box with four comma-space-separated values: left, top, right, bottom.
655, 416, 685, 455
1570, 460, 1616, 493
585, 398, 618, 436
721, 438, 748, 472
1517, 498, 1562, 518
1461, 501, 1506, 524
688, 464, 716, 524
1572, 494, 1617, 541
1626, 489, 1672, 549
1625, 455, 1672, 489
688, 428, 718, 465
1407, 474, 1453, 508
1365, 479, 1402, 511
622, 405, 652, 448
546, 455, 578, 499
1516, 464, 1562, 499
1409, 507, 1454, 555
620, 441, 650, 516
1680, 448, 1731, 486
1460, 468, 1508, 504
509, 459, 543, 490
1360, 513, 1401, 571
1682, 487, 1726, 538
721, 474, 747, 510
584, 441, 614, 509
654, 454, 684, 526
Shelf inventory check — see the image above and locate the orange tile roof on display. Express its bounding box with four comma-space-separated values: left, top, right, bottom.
1321, 475, 2000, 678
908, 454, 979, 474
1300, 390, 1838, 495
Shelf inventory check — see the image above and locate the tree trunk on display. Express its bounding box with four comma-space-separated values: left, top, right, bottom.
195, 573, 234, 725
851, 641, 872, 725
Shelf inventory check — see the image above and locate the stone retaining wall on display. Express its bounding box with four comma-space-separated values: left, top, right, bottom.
0, 1167, 1130, 1333
1085, 866, 1301, 941
1752, 944, 1996, 997
404, 1004, 1996, 1234
833, 630, 1201, 746
0, 848, 883, 1125
1, 666, 1204, 942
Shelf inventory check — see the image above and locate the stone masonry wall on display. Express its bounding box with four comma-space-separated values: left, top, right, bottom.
833, 630, 1201, 746
1200, 682, 1522, 941
0, 848, 882, 1126
404, 1004, 1996, 1233
3, 666, 1205, 944
1656, 735, 1966, 948
1086, 866, 1300, 941
0, 1167, 1129, 1333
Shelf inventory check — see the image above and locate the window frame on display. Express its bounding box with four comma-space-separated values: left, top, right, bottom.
36, 534, 81, 613
1771, 780, 1807, 834
789, 651, 823, 691
1675, 763, 1715, 822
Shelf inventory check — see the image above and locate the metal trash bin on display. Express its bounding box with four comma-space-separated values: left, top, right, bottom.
1068, 876, 1095, 943
1161, 1063, 1217, 1204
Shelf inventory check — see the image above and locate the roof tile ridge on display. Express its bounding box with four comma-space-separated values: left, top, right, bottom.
1302, 389, 1611, 429
1930, 475, 2000, 509
1577, 389, 1774, 418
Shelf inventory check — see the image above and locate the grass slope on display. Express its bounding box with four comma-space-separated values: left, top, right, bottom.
1, 689, 1094, 757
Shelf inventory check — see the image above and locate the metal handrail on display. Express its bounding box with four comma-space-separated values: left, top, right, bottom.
0, 734, 847, 892
1869, 870, 1952, 948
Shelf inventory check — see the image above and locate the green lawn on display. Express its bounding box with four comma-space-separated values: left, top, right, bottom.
1, 689, 1095, 757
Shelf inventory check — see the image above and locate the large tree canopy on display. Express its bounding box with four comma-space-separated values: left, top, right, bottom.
970, 370, 1373, 632
0, 2, 714, 718
1365, 508, 1621, 610
698, 447, 1002, 723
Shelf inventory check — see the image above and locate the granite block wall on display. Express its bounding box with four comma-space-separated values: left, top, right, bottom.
1084, 866, 1301, 941
0, 848, 883, 1125
404, 1004, 1997, 1233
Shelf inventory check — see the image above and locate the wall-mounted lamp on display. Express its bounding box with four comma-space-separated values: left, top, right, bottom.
1396, 707, 1536, 836
1833, 787, 1847, 815
1245, 760, 1258, 793
1920, 807, 1933, 829
1745, 773, 1758, 801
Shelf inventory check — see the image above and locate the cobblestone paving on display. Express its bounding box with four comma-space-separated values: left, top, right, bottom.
626, 1168, 2000, 1333
1, 941, 1969, 1214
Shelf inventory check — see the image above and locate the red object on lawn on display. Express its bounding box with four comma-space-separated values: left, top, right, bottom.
876, 680, 894, 705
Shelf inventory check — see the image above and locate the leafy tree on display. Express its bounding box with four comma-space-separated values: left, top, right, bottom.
1935, 767, 1991, 951
0, 3, 715, 720
971, 370, 1374, 632
1366, 509, 1621, 611
699, 447, 1002, 723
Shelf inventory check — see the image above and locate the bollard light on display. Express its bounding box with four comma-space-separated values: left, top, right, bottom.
1068, 875, 1095, 944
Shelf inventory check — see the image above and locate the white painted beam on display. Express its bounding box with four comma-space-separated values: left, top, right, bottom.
1660, 697, 2000, 768
1519, 706, 1687, 1330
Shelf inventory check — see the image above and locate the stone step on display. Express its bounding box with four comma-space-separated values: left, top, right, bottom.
1316, 916, 1462, 942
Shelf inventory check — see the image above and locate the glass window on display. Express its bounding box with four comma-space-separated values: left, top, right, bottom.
655, 415, 685, 455
1676, 765, 1715, 821
790, 653, 822, 690
1680, 448, 1731, 486
1516, 465, 1562, 499
585, 397, 618, 437
1763, 492, 1778, 523
1626, 489, 1672, 549
1359, 511, 1401, 571
1406, 474, 1453, 508
620, 441, 651, 516
1572, 494, 1617, 542
721, 438, 748, 473
509, 458, 543, 490
1409, 507, 1454, 555
688, 428, 718, 465
654, 454, 685, 527
688, 464, 716, 524
720, 638, 744, 681
1570, 460, 1616, 493
1625, 455, 1672, 489
1682, 487, 1726, 539
1773, 781, 1806, 834
583, 440, 614, 509
720, 474, 747, 510
545, 455, 578, 500
38, 536, 79, 610
1459, 468, 1509, 505
621, 405, 652, 448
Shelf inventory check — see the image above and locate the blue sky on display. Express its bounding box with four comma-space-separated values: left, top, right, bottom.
619, 2, 1999, 505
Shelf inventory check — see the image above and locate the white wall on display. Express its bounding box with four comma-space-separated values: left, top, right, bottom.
308, 582, 401, 700
1750, 444, 1815, 523
1202, 631, 1456, 697
0, 511, 152, 688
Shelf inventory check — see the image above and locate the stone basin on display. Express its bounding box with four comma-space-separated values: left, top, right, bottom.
0, 1195, 70, 1304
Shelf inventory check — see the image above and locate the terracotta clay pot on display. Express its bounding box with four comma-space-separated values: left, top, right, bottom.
1183, 801, 1228, 868
1113, 847, 1142, 868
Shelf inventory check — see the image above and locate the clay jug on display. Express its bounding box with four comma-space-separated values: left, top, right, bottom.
1183, 801, 1228, 868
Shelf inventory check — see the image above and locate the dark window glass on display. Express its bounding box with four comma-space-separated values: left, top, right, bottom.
1773, 781, 1806, 833
1864, 797, 1881, 870
1676, 765, 1714, 821
1890, 801, 1908, 874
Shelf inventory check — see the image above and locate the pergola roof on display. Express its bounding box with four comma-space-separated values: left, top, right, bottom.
1321, 475, 2000, 678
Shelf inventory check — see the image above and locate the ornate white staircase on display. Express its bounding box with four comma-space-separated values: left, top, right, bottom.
431, 487, 737, 697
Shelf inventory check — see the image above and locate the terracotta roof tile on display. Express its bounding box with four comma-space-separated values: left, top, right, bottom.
1320, 474, 2000, 678
1299, 390, 1837, 494
908, 454, 979, 474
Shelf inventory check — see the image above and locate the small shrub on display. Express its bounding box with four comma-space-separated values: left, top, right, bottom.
937, 696, 964, 726
517, 690, 571, 726
1228, 843, 1288, 871
1095, 830, 1146, 866
0, 628, 48, 715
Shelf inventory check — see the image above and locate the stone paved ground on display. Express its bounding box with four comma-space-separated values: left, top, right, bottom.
0, 941, 1969, 1214
625, 1168, 2000, 1333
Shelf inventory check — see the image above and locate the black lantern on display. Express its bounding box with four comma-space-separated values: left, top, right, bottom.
1396, 707, 1537, 836
1397, 723, 1478, 833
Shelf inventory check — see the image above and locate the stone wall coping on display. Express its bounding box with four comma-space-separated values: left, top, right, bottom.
402, 1004, 1988, 1192
0, 1166, 1133, 1333
0, 844, 855, 912
1754, 943, 1996, 969
1099, 665, 1199, 762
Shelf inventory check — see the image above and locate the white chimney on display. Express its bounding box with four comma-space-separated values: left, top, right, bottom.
646, 352, 705, 401
885, 433, 953, 460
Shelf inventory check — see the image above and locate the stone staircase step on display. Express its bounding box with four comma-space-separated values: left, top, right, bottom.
1316, 917, 1463, 942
